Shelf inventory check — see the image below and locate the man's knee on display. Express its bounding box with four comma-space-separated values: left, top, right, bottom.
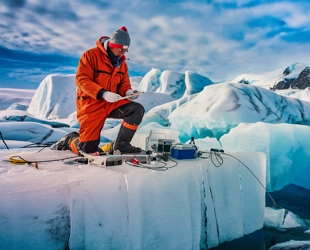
129, 102, 145, 124
134, 102, 145, 117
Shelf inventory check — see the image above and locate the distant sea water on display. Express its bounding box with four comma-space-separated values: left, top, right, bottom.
211, 184, 310, 250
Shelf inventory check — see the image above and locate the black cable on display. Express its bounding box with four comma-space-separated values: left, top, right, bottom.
222, 152, 282, 209
212, 152, 223, 167
21, 142, 62, 153
156, 152, 178, 169
166, 156, 178, 169
199, 149, 282, 209
20, 142, 56, 148
0, 134, 56, 152
161, 153, 169, 162
199, 151, 223, 167
0, 131, 9, 150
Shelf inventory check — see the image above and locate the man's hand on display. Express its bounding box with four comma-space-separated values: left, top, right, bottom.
102, 91, 121, 102
125, 89, 139, 100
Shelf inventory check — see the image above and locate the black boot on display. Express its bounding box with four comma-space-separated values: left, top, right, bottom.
50, 131, 79, 151
114, 125, 142, 154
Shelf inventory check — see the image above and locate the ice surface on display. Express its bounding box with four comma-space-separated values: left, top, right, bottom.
139, 94, 197, 128
0, 149, 266, 249
138, 68, 212, 99
231, 62, 308, 89
0, 109, 70, 128
269, 240, 310, 250
137, 68, 162, 93
156, 70, 186, 98
2, 68, 310, 194
3, 69, 310, 195
289, 87, 310, 102
264, 207, 302, 232
27, 74, 76, 119
0, 155, 72, 250
220, 122, 310, 191
169, 82, 310, 142
2, 64, 310, 249
183, 70, 212, 97
0, 121, 69, 144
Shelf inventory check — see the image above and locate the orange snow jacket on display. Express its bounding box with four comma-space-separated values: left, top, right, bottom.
75, 36, 132, 117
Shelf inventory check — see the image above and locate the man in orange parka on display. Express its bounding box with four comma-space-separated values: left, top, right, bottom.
69, 26, 145, 155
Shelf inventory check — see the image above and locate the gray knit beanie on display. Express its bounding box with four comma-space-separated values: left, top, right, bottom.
109, 26, 130, 49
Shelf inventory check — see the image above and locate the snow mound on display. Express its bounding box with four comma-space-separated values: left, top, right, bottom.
138, 68, 212, 99
231, 62, 309, 89
220, 122, 310, 191
27, 74, 76, 119
169, 82, 310, 142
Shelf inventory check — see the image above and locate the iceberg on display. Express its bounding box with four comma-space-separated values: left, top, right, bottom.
0, 149, 265, 250
220, 122, 310, 191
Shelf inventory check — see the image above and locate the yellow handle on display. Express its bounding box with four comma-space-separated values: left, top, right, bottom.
9, 155, 39, 169
9, 156, 27, 164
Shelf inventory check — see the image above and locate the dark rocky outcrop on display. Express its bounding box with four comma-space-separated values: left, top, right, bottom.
291, 67, 310, 89
238, 79, 250, 85
271, 78, 295, 90
283, 66, 292, 76
271, 67, 310, 90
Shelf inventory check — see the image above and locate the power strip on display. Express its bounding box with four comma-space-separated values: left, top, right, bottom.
79, 151, 122, 166
121, 154, 151, 164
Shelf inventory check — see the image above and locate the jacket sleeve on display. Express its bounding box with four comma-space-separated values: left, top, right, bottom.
76, 50, 103, 100
117, 63, 132, 97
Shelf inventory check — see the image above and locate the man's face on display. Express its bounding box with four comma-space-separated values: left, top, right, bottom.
110, 47, 128, 57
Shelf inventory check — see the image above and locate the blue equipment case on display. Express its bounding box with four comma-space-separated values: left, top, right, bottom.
171, 144, 196, 159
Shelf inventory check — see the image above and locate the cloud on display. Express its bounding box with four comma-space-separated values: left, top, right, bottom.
0, 46, 78, 89
0, 0, 310, 88
2, 0, 26, 8
0, 59, 77, 89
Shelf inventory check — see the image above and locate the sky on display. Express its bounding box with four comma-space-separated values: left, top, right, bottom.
0, 0, 310, 89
